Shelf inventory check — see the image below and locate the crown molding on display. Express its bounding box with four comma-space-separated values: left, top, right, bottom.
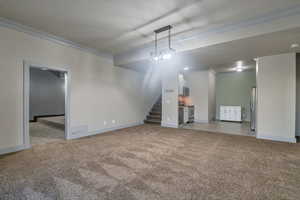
0, 17, 113, 61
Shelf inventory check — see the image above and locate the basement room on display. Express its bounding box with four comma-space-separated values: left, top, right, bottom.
1, 1, 300, 199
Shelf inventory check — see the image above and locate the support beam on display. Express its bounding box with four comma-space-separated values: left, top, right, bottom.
114, 5, 300, 67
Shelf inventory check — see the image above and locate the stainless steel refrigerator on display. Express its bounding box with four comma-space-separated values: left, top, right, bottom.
250, 87, 257, 131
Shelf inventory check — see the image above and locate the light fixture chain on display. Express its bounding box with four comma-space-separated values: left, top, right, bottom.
168, 28, 171, 50
151, 25, 175, 62
155, 33, 158, 56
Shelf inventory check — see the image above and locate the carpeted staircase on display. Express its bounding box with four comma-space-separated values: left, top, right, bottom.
144, 96, 162, 124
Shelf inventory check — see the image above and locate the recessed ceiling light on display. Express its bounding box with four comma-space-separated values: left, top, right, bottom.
237, 60, 243, 66
184, 67, 189, 71
291, 43, 299, 48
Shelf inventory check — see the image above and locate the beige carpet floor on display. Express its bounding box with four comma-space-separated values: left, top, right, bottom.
182, 121, 254, 137
1, 124, 300, 200
30, 116, 65, 145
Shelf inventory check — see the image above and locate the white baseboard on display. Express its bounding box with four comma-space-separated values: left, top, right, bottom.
194, 120, 209, 123
161, 121, 178, 128
256, 134, 296, 143
68, 121, 144, 140
216, 118, 250, 123
0, 144, 30, 156
0, 122, 144, 155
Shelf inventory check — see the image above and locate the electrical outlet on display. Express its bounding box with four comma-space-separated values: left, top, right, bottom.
112, 120, 116, 124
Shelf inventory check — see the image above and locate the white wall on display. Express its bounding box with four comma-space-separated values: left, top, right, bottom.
186, 71, 210, 123
161, 65, 179, 128
296, 53, 300, 136
30, 68, 65, 120
215, 70, 256, 121
0, 25, 160, 152
256, 53, 296, 143
162, 69, 215, 126
208, 70, 216, 121
178, 73, 187, 96
140, 66, 162, 115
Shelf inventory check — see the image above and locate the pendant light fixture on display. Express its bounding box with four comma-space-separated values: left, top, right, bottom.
150, 25, 176, 62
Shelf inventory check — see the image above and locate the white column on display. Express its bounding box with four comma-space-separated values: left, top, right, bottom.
161, 64, 179, 128
256, 53, 296, 143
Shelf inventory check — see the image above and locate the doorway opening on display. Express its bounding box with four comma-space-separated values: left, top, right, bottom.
179, 61, 257, 137
23, 62, 70, 147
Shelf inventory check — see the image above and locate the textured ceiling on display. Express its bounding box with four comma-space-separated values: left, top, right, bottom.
180, 27, 300, 69
123, 27, 300, 72
0, 0, 299, 55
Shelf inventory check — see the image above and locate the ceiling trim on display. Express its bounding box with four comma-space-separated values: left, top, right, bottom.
0, 17, 113, 61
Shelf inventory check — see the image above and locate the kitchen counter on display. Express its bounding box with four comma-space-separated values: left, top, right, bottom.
178, 105, 194, 108
178, 105, 194, 124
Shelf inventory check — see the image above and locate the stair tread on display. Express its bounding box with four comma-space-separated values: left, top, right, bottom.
148, 114, 161, 117
145, 118, 161, 121
147, 116, 161, 120
150, 112, 161, 115
144, 119, 161, 124
151, 109, 161, 112
145, 96, 162, 124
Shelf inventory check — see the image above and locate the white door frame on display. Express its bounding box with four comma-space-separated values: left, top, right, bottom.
23, 61, 71, 148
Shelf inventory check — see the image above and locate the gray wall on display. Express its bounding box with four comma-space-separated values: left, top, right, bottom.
208, 71, 216, 121
216, 70, 256, 122
256, 53, 296, 142
30, 68, 65, 120
0, 26, 161, 150
296, 53, 300, 136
